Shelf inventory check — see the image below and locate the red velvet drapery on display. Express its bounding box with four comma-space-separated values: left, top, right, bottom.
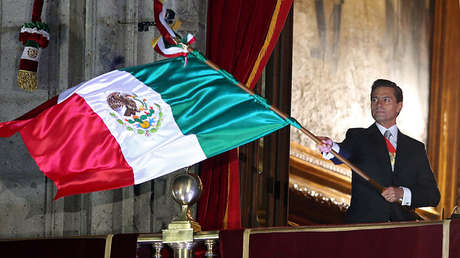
218, 222, 447, 258
197, 0, 293, 230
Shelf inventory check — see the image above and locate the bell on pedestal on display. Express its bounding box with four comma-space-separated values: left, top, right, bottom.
162, 168, 203, 258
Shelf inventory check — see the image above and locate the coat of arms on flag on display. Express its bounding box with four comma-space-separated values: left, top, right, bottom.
107, 92, 163, 136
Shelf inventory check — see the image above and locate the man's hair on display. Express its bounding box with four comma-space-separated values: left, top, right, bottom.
371, 79, 403, 103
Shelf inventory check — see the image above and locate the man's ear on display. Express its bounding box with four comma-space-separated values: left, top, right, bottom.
397, 101, 403, 115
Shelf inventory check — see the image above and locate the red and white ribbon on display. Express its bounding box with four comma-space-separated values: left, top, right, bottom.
152, 0, 196, 60
154, 33, 195, 58
154, 0, 176, 45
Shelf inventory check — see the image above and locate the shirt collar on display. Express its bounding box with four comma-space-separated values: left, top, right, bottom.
375, 122, 398, 138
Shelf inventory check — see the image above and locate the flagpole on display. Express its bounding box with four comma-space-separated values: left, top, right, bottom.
176, 40, 422, 220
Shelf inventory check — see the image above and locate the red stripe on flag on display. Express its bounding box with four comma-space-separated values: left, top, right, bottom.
17, 96, 58, 120
17, 94, 134, 199
0, 96, 58, 137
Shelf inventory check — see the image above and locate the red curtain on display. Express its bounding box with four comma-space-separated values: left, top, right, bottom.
197, 0, 293, 230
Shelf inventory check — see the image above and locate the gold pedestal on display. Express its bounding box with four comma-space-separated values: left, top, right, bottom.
137, 169, 218, 258
162, 220, 194, 243
162, 170, 203, 257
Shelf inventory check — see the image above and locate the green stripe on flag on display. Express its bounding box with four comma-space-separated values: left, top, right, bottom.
121, 56, 288, 158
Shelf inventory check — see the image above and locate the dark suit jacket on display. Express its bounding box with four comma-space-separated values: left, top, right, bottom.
333, 123, 440, 223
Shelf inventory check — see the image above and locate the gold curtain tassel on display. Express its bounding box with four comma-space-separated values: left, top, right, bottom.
17, 70, 38, 91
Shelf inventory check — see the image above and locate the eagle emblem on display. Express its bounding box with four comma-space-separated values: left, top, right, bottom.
27, 48, 39, 59
107, 92, 163, 136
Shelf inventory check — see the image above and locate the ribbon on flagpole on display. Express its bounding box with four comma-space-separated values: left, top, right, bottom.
153, 33, 196, 59
153, 0, 177, 45
152, 0, 196, 62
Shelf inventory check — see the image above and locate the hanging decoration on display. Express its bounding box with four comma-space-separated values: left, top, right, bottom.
17, 0, 49, 91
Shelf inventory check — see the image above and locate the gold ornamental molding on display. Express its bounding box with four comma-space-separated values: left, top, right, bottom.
289, 141, 351, 206
290, 142, 351, 178
290, 183, 349, 211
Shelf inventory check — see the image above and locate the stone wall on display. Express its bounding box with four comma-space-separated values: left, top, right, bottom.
0, 0, 207, 238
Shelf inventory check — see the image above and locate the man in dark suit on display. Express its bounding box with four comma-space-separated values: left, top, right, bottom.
318, 79, 440, 223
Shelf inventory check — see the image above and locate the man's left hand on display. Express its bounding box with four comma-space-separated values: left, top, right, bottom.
381, 187, 404, 203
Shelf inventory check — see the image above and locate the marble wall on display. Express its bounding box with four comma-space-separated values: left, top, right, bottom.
0, 0, 207, 238
291, 0, 433, 149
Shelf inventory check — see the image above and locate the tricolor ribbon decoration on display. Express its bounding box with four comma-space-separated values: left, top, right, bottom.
17, 0, 49, 91
154, 0, 177, 45
152, 0, 195, 61
154, 33, 196, 59
385, 138, 396, 170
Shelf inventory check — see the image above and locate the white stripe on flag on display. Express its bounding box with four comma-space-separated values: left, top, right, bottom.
66, 70, 206, 184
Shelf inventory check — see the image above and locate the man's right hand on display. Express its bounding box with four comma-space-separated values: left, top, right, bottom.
317, 136, 333, 153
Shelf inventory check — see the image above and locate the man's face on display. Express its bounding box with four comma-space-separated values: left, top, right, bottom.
370, 86, 402, 128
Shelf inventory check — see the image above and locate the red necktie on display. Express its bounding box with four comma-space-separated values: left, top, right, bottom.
384, 130, 396, 170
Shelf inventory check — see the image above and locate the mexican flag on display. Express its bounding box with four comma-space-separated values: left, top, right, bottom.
0, 56, 291, 199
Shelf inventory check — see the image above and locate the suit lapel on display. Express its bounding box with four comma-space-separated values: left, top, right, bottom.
394, 130, 408, 174
367, 124, 393, 172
